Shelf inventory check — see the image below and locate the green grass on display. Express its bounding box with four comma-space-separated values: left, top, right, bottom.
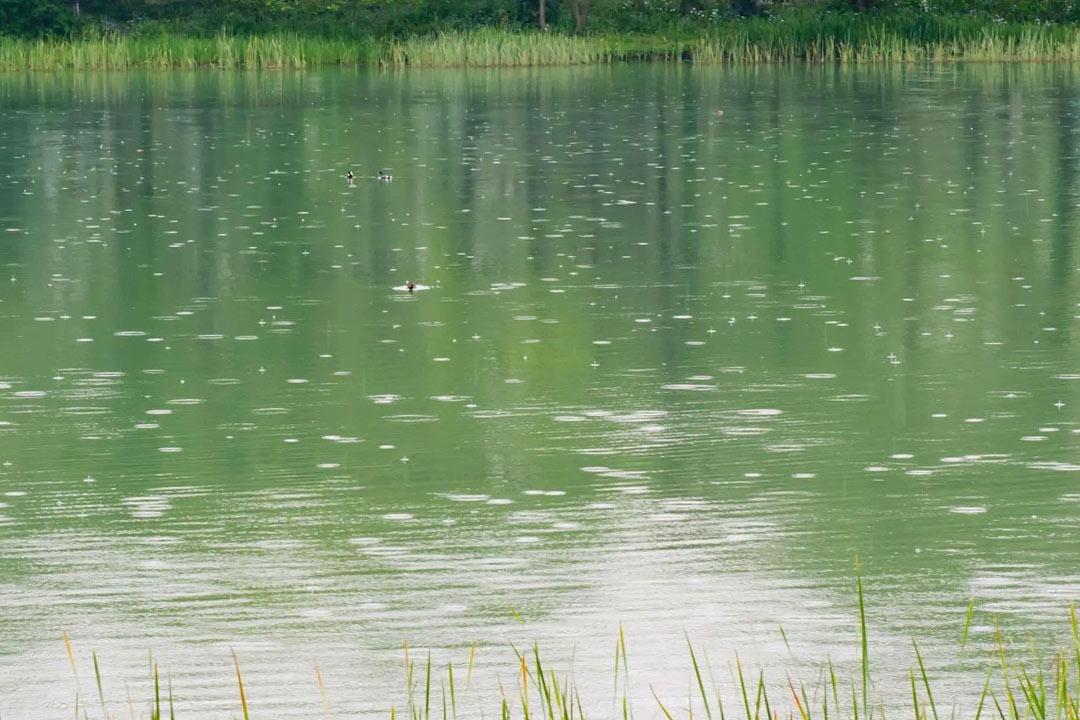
0, 32, 386, 70
684, 14, 1080, 63
5, 13, 1080, 70
53, 583, 1080, 720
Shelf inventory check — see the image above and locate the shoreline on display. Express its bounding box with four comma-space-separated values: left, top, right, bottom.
5, 16, 1080, 70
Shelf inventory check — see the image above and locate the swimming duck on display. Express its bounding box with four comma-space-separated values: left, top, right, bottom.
377, 169, 393, 182
406, 280, 416, 293
345, 170, 355, 181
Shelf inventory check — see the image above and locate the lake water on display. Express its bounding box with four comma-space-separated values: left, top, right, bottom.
0, 64, 1079, 719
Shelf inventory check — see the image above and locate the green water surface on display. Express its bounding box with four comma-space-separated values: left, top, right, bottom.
0, 64, 1078, 718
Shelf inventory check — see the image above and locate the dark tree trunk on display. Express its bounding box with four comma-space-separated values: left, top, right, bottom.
569, 0, 589, 32
73, 0, 80, 16
538, 0, 546, 29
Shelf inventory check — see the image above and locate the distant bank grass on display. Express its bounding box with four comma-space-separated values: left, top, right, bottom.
55, 585, 1080, 720
0, 33, 384, 70
5, 14, 1080, 70
686, 13, 1080, 63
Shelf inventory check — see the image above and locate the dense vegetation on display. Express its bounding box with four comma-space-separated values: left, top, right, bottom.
8, 17, 1080, 69
3, 0, 1080, 68
4, 0, 1080, 40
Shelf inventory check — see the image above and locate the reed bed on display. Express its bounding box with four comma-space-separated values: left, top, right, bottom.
4, 14, 1080, 70
390, 29, 621, 66
0, 33, 384, 70
53, 582, 1080, 720
686, 14, 1080, 63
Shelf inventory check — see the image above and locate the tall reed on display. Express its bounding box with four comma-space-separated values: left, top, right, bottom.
5, 16, 1080, 70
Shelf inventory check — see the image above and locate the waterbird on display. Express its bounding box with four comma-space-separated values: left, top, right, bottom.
406, 280, 416, 293
345, 170, 354, 181
377, 169, 393, 182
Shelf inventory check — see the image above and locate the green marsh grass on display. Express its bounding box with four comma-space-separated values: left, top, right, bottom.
6, 14, 1080, 70
55, 585, 1080, 720
685, 14, 1080, 63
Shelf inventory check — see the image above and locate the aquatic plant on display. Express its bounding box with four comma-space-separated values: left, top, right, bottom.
51, 579, 1080, 720
6, 14, 1080, 71
685, 13, 1080, 63
0, 32, 384, 70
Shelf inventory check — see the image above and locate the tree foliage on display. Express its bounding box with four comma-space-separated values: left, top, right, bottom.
2, 0, 1080, 38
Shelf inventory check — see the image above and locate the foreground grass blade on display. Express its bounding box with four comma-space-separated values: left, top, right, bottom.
911, 670, 921, 720
151, 661, 161, 720
688, 636, 713, 720
63, 631, 77, 673
92, 651, 106, 720
790, 677, 809, 720
780, 626, 793, 658
857, 564, 870, 720
974, 675, 990, 720
651, 686, 675, 720
425, 654, 432, 720
466, 643, 477, 690
913, 640, 939, 720
316, 662, 331, 717
961, 599, 977, 651
448, 662, 457, 720
232, 650, 250, 720
736, 654, 752, 720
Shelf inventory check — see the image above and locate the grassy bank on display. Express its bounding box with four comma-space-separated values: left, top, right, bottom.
5, 13, 1080, 69
53, 585, 1080, 720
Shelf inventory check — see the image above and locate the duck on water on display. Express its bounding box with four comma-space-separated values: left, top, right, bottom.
345, 170, 391, 182
394, 280, 429, 293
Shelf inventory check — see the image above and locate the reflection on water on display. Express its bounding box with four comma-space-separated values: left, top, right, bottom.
0, 63, 1078, 718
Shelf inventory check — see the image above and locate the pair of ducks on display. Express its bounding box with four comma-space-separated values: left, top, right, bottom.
346, 170, 392, 182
